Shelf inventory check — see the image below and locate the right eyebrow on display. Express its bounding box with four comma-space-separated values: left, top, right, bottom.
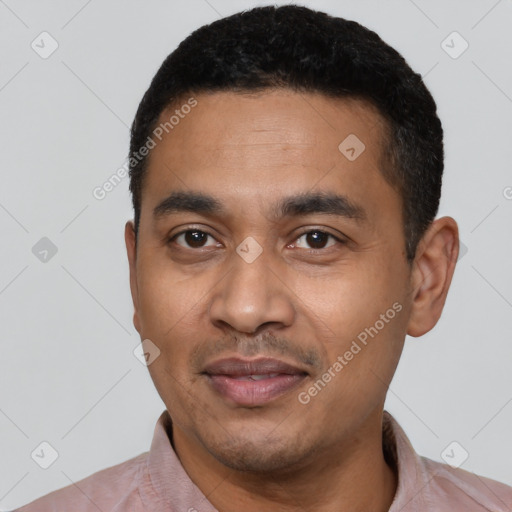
153, 191, 225, 219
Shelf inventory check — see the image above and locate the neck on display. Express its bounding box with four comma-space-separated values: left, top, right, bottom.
171, 408, 398, 512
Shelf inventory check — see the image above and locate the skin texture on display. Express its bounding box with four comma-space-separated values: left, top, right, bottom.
125, 89, 459, 512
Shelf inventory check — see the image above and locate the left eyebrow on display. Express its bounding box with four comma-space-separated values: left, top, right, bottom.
271, 191, 368, 223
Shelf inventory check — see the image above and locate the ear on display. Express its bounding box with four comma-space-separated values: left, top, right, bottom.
125, 220, 141, 334
406, 216, 459, 337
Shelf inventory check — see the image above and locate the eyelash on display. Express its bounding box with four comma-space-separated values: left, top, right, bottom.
168, 228, 346, 251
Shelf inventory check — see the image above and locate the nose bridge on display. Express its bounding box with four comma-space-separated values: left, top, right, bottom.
233, 243, 273, 299
209, 241, 294, 333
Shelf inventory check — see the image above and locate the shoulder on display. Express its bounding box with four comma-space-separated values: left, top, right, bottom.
420, 456, 512, 511
384, 410, 512, 511
16, 452, 149, 512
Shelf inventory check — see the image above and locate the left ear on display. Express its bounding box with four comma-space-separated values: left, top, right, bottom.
406, 216, 459, 337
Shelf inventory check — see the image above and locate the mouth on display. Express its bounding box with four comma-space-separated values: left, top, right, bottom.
202, 357, 308, 407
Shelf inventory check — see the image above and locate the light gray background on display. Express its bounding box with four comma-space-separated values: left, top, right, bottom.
1, 0, 511, 509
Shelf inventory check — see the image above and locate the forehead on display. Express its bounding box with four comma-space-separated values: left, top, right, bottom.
152, 89, 387, 161
141, 89, 398, 222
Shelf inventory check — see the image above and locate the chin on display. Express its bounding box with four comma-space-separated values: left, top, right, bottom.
201, 428, 314, 473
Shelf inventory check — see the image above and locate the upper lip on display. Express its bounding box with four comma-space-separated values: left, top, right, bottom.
203, 357, 308, 377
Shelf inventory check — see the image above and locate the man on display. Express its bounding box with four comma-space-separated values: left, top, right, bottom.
17, 4, 512, 512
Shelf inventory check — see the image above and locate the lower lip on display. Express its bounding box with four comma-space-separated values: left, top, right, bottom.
207, 374, 306, 406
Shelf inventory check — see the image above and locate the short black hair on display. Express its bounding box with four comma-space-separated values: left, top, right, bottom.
129, 4, 443, 262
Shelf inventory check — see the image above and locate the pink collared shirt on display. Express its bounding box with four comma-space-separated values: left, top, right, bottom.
16, 410, 512, 511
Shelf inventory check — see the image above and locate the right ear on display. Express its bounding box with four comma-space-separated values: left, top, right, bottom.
125, 220, 141, 334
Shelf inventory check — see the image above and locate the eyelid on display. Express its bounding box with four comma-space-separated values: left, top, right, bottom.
168, 224, 217, 239
292, 227, 347, 244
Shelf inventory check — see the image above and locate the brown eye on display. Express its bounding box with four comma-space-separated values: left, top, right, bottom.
306, 231, 330, 249
293, 230, 340, 250
173, 230, 217, 248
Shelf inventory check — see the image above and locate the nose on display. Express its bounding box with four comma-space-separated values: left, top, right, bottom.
209, 248, 295, 335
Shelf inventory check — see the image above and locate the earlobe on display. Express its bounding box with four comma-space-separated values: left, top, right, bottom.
125, 221, 141, 334
406, 216, 459, 338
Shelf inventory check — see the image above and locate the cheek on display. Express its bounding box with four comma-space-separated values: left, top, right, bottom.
135, 258, 215, 377
292, 258, 407, 355
136, 257, 207, 335
138, 267, 207, 419
295, 269, 381, 321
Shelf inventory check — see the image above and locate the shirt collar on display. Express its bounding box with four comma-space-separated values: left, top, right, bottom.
382, 410, 434, 511
145, 409, 218, 511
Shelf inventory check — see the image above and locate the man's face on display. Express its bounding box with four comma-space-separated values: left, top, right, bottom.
127, 90, 414, 472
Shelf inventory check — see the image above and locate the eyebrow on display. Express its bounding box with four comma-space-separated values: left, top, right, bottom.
153, 191, 225, 218
272, 191, 367, 222
153, 190, 367, 222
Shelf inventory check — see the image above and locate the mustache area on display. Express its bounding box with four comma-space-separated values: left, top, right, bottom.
189, 331, 323, 375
